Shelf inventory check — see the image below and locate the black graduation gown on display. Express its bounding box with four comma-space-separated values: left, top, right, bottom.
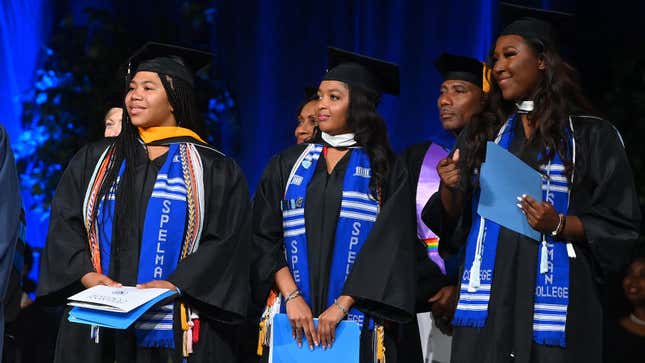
396, 141, 460, 363
37, 137, 252, 363
603, 318, 645, 363
423, 116, 642, 363
251, 143, 416, 362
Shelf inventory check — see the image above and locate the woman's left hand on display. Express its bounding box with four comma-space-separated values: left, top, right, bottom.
317, 295, 354, 349
518, 195, 559, 234
136, 280, 178, 292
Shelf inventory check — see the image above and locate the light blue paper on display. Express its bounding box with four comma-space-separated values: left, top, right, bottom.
68, 290, 177, 329
270, 313, 360, 363
477, 141, 542, 241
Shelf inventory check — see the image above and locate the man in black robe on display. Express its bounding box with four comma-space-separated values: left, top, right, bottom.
398, 53, 487, 362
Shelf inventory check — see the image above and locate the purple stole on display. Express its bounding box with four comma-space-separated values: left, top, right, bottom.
416, 143, 449, 274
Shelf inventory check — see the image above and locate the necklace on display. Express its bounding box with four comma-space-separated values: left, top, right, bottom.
629, 313, 645, 326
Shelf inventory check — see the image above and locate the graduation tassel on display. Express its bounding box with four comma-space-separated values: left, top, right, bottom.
468, 217, 486, 292
257, 288, 280, 356
468, 256, 482, 292
191, 313, 200, 343
90, 325, 100, 344
257, 319, 266, 356
376, 324, 386, 363
540, 237, 549, 274
180, 303, 191, 358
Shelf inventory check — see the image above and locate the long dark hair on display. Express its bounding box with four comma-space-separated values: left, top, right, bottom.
345, 84, 395, 196
91, 71, 202, 256
461, 34, 596, 180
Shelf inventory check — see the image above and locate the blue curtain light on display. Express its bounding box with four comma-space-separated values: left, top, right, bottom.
216, 0, 495, 190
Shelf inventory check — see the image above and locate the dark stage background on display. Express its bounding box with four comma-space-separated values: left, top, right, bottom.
1, 0, 644, 284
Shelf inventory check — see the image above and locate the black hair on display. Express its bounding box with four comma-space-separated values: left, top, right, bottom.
345, 85, 394, 197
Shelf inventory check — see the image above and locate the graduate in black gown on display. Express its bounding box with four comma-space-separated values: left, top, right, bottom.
424, 14, 642, 363
398, 53, 487, 362
252, 47, 415, 362
37, 43, 252, 363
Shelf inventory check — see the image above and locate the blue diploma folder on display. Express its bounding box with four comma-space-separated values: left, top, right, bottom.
477, 141, 542, 241
67, 290, 177, 329
270, 313, 360, 363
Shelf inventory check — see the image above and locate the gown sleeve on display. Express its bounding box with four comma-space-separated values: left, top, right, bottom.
341, 158, 416, 323
249, 154, 290, 311
398, 144, 455, 312
0, 126, 20, 308
168, 155, 252, 323
570, 119, 641, 277
36, 144, 99, 303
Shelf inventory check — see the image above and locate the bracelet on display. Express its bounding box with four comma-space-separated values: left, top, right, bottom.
550, 214, 566, 237
333, 299, 348, 316
284, 289, 302, 303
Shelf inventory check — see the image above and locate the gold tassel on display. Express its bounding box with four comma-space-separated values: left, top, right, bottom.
257, 319, 266, 356
180, 303, 189, 357
376, 325, 386, 363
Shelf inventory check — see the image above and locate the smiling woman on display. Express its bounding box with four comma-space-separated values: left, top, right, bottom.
126, 71, 176, 128
427, 12, 642, 363
37, 43, 252, 363
252, 47, 416, 363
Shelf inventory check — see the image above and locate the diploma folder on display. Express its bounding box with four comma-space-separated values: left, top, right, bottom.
67, 285, 177, 329
477, 141, 542, 241
269, 313, 360, 363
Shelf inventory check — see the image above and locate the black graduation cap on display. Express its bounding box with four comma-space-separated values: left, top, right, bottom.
323, 47, 400, 96
499, 2, 575, 52
304, 86, 318, 101
102, 87, 125, 111
127, 42, 214, 86
434, 53, 485, 89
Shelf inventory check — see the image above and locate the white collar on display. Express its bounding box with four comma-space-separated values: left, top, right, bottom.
321, 132, 357, 148
515, 100, 535, 114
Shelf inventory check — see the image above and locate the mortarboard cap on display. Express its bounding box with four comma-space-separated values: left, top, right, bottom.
499, 2, 575, 52
323, 47, 400, 96
434, 53, 486, 89
127, 42, 213, 86
304, 86, 318, 101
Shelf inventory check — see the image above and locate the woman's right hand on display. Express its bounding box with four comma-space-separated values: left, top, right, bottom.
80, 272, 122, 289
437, 149, 461, 189
286, 296, 318, 350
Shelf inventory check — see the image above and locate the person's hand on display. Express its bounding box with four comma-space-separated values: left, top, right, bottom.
429, 285, 457, 319
437, 149, 461, 189
517, 195, 560, 234
285, 296, 318, 349
80, 272, 122, 289
136, 280, 177, 291
429, 285, 457, 335
318, 296, 353, 349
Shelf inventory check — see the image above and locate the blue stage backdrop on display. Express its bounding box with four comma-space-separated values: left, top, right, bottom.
0, 0, 54, 250
2, 0, 496, 249
216, 0, 494, 189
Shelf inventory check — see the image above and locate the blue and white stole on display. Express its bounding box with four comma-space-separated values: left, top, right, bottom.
282, 144, 379, 329
453, 114, 573, 347
97, 144, 188, 348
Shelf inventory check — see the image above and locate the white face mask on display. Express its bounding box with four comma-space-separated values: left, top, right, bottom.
515, 100, 535, 114
321, 132, 357, 148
